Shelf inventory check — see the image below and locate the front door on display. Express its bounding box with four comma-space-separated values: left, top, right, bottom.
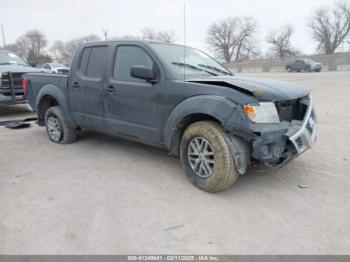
103, 44, 163, 144
68, 45, 108, 129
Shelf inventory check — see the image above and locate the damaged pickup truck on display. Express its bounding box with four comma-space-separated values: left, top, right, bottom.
24, 41, 317, 192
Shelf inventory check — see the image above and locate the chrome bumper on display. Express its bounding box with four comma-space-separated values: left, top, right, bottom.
288, 96, 317, 154
0, 93, 26, 104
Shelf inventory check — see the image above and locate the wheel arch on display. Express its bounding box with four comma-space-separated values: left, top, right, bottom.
36, 84, 75, 127
164, 95, 238, 156
37, 95, 59, 126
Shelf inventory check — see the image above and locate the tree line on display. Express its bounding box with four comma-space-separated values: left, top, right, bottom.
4, 1, 350, 65
208, 1, 350, 62
5, 27, 176, 66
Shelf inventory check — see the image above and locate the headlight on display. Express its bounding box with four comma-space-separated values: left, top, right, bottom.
243, 102, 280, 123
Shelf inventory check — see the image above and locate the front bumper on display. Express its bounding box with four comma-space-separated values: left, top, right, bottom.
249, 96, 317, 167
0, 90, 26, 105
287, 96, 317, 154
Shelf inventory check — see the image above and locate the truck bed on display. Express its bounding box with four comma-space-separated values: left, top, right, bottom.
25, 73, 68, 111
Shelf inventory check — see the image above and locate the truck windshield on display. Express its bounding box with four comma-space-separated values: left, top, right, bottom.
149, 43, 232, 80
0, 51, 29, 66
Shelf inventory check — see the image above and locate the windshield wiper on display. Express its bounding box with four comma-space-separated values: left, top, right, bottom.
197, 64, 232, 76
171, 62, 218, 76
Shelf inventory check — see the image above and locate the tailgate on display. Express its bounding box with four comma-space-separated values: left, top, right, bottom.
25, 73, 68, 111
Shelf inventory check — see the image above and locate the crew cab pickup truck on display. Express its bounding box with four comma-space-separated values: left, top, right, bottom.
25, 41, 317, 192
286, 58, 322, 72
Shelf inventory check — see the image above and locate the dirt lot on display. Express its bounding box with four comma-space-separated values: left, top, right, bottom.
0, 72, 349, 254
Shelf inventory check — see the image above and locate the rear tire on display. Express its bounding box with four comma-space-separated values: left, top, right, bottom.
45, 106, 77, 144
180, 121, 239, 193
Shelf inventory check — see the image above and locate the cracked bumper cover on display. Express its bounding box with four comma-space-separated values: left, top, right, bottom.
249, 96, 317, 167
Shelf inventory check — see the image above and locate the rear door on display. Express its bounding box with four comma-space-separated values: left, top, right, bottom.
68, 45, 109, 129
103, 44, 164, 143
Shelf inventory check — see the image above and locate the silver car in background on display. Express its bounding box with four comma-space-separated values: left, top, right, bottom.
42, 63, 69, 74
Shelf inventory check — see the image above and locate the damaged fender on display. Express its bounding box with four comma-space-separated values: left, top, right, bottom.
164, 95, 240, 156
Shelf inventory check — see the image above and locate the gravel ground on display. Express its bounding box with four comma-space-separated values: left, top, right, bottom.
0, 71, 349, 254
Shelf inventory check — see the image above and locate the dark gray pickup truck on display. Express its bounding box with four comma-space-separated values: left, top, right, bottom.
25, 41, 317, 192
286, 58, 322, 72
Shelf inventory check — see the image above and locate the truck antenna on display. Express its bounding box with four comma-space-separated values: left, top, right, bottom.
183, 1, 186, 81
1, 24, 6, 47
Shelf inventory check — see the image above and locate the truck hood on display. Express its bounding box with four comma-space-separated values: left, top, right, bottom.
0, 65, 41, 74
187, 76, 310, 101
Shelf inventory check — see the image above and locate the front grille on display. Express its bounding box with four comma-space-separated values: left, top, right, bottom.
0, 72, 24, 96
275, 98, 308, 122
10, 72, 23, 86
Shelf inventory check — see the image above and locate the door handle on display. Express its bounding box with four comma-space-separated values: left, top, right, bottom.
71, 82, 80, 89
106, 85, 116, 93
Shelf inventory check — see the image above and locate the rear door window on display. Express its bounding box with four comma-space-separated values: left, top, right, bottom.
79, 48, 91, 74
79, 46, 108, 79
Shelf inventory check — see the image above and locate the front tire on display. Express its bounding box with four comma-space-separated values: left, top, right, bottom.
180, 121, 239, 192
45, 106, 77, 144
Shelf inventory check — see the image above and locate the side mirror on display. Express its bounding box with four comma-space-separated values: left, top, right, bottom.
130, 65, 156, 83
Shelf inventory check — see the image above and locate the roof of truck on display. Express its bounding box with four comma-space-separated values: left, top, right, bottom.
81, 40, 188, 48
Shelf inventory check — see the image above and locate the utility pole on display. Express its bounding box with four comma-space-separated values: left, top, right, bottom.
102, 28, 110, 40
1, 24, 6, 47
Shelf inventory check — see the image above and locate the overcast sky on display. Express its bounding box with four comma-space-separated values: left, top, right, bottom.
1, 0, 340, 55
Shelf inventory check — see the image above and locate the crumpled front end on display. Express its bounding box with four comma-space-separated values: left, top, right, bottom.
249, 95, 317, 167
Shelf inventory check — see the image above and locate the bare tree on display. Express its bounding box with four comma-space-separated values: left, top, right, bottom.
207, 17, 258, 63
266, 25, 298, 60
111, 35, 141, 41
239, 39, 262, 60
234, 17, 258, 61
308, 1, 350, 54
50, 34, 100, 65
6, 30, 51, 65
142, 27, 177, 42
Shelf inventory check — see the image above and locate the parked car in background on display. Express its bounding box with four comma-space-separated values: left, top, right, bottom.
42, 63, 70, 75
25, 41, 317, 192
0, 50, 41, 105
286, 58, 322, 72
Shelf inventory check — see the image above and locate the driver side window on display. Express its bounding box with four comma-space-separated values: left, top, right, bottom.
113, 46, 154, 83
